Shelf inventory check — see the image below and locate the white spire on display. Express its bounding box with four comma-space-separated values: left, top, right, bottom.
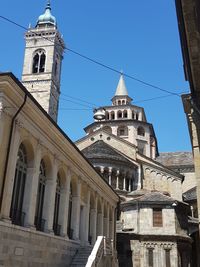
115, 74, 128, 96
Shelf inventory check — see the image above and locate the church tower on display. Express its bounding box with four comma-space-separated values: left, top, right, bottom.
22, 1, 65, 121
84, 74, 158, 159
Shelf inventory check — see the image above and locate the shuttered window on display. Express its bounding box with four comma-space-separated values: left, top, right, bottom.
153, 208, 163, 227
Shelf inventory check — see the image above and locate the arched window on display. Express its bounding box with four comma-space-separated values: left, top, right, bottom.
136, 113, 139, 120
118, 100, 121, 105
122, 100, 125, 105
10, 144, 27, 226
35, 160, 46, 231
117, 126, 128, 136
53, 174, 61, 236
137, 126, 145, 136
67, 183, 73, 239
117, 110, 122, 119
123, 110, 128, 118
32, 50, 46, 73
111, 111, 115, 120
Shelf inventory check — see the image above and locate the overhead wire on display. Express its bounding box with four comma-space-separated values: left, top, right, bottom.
0, 14, 183, 98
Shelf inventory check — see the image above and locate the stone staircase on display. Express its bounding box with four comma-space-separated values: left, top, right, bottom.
70, 246, 93, 267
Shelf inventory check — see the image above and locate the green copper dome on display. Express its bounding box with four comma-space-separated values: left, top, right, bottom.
37, 1, 57, 27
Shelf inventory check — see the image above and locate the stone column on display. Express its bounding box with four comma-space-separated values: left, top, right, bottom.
116, 170, 120, 190
59, 168, 71, 237
97, 200, 104, 236
83, 188, 91, 244
106, 206, 110, 238
128, 178, 131, 192
100, 166, 104, 176
0, 104, 5, 147
43, 161, 58, 233
104, 216, 107, 236
71, 178, 81, 240
123, 174, 126, 191
137, 165, 142, 189
110, 207, 115, 240
90, 196, 97, 245
108, 167, 112, 186
0, 127, 20, 221
23, 146, 41, 228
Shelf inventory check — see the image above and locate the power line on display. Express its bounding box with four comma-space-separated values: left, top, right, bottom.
61, 93, 97, 108
0, 15, 182, 97
60, 97, 95, 108
59, 108, 92, 111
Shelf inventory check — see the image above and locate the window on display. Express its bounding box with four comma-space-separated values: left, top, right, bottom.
53, 175, 61, 236
120, 129, 125, 136
153, 208, 163, 227
10, 144, 27, 226
148, 249, 154, 267
32, 50, 46, 73
137, 126, 145, 136
111, 111, 115, 120
35, 160, 46, 231
117, 111, 122, 118
117, 126, 128, 137
165, 250, 171, 267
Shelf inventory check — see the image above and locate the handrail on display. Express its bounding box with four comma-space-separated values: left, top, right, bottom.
86, 236, 118, 267
86, 236, 104, 267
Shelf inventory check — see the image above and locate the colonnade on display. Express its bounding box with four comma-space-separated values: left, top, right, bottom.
104, 109, 142, 121
0, 130, 115, 245
96, 166, 139, 192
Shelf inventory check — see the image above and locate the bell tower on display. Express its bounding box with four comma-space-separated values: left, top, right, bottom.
22, 1, 65, 121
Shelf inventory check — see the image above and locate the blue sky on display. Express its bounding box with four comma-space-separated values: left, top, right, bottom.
0, 0, 191, 152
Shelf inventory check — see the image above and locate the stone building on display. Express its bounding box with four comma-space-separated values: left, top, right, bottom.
175, 1, 200, 266
76, 75, 194, 266
0, 2, 119, 266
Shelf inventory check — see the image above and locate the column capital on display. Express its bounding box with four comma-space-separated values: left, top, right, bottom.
108, 167, 113, 174
100, 166, 105, 174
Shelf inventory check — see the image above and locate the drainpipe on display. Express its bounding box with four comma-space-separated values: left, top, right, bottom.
0, 93, 27, 213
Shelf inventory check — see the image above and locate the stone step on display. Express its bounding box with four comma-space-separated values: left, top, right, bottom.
70, 246, 93, 267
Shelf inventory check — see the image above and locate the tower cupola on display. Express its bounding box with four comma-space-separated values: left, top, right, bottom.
37, 0, 57, 27
111, 74, 133, 106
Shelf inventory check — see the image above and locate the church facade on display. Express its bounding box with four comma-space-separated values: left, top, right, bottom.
0, 3, 119, 266
76, 75, 197, 266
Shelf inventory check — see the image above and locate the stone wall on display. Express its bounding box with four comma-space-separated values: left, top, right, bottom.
0, 222, 79, 267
